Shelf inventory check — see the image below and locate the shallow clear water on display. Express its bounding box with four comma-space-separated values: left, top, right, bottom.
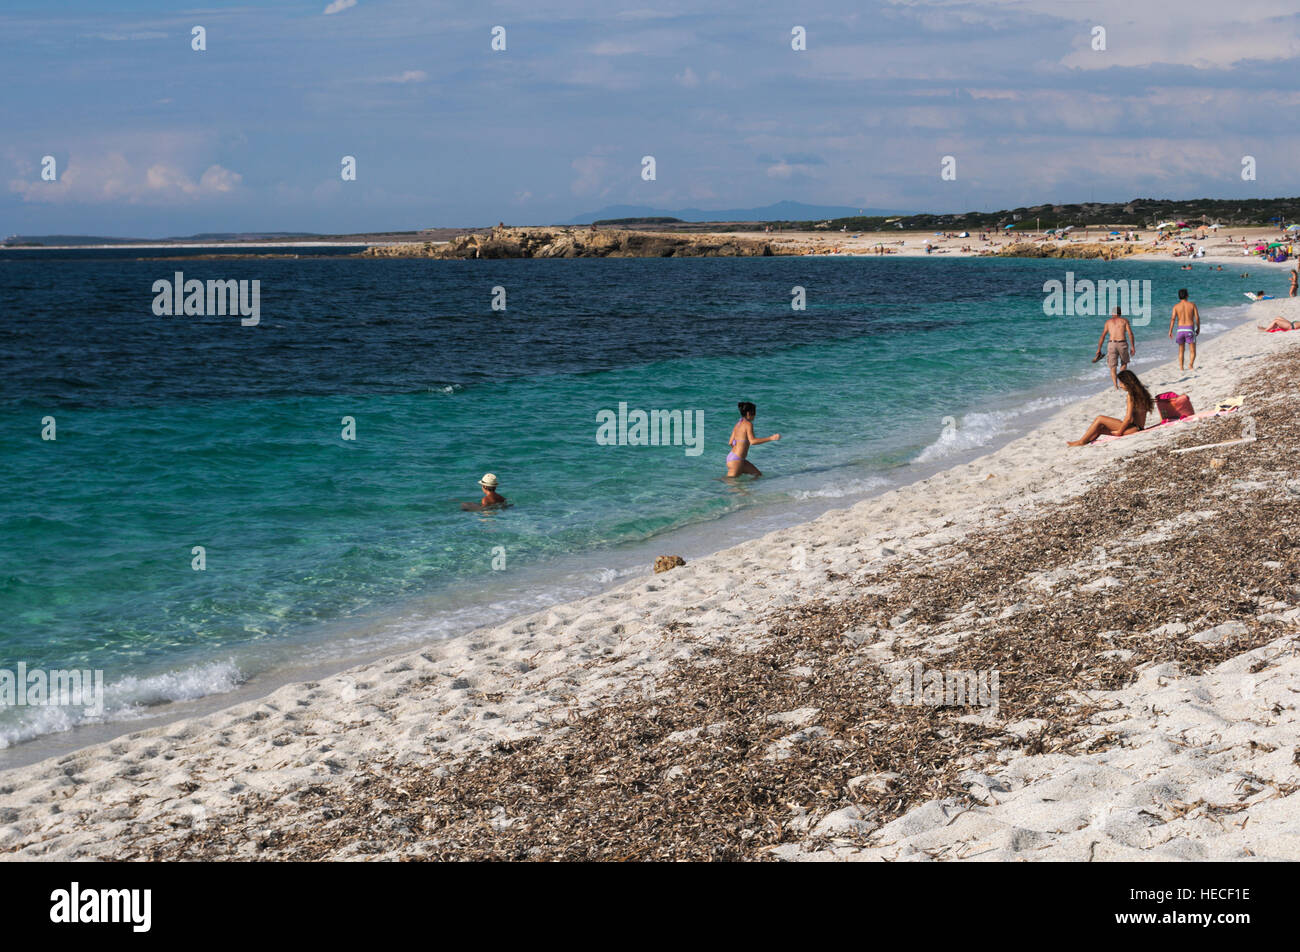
0, 249, 1266, 747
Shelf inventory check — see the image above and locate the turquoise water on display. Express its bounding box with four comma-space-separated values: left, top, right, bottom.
0, 251, 1268, 748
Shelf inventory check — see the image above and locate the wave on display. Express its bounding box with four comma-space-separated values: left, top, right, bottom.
788, 475, 891, 500
0, 660, 244, 749
914, 394, 1074, 464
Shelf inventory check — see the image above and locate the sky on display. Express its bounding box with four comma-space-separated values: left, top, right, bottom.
3, 0, 1299, 236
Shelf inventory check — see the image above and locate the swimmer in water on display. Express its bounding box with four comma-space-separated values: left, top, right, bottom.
725, 401, 780, 477
461, 472, 507, 510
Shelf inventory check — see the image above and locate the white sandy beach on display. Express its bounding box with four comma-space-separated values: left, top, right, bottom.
2, 293, 1299, 861
746, 227, 1300, 262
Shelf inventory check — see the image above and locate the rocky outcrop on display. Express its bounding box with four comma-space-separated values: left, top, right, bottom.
995, 241, 1152, 259
363, 226, 777, 259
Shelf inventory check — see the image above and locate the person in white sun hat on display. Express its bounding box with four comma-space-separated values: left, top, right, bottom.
462, 472, 507, 510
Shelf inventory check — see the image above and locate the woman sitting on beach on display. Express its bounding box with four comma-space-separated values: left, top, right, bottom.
726, 401, 780, 477
1067, 370, 1154, 446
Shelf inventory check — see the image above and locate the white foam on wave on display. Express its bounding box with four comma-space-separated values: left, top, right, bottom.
590, 565, 643, 584
0, 660, 244, 749
914, 394, 1074, 464
788, 475, 891, 500
108, 661, 244, 708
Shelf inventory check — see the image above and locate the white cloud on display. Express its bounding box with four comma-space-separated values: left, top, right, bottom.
616, 9, 679, 19
590, 40, 641, 56
765, 160, 821, 181
887, 0, 1300, 71
385, 70, 428, 83
9, 153, 242, 205
570, 155, 610, 196
323, 0, 357, 15
81, 31, 168, 42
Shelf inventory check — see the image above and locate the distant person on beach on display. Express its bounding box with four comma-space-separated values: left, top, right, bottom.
726, 401, 780, 477
1092, 307, 1135, 389
1290, 270, 1298, 297
1067, 370, 1154, 446
1168, 288, 1200, 371
461, 473, 507, 510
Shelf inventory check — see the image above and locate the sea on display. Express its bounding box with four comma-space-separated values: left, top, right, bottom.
0, 245, 1272, 761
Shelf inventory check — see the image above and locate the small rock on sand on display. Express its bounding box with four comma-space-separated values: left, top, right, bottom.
1188, 620, 1248, 644
812, 806, 877, 838
653, 555, 686, 574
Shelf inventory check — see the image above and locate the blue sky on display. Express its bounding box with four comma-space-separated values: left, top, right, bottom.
3, 0, 1299, 236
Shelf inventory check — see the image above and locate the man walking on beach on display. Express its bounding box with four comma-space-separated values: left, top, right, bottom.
1168, 288, 1200, 371
1093, 307, 1135, 388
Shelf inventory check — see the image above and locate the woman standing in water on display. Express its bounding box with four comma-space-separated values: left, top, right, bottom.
1067, 370, 1154, 446
726, 401, 781, 476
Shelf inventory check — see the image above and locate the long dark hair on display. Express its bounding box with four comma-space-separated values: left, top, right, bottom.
1116, 370, 1153, 416
737, 401, 756, 420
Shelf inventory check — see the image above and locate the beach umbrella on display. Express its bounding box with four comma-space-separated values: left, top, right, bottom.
1154, 221, 1177, 230
1268, 242, 1285, 248
1003, 224, 1015, 229
1109, 231, 1120, 235
1287, 224, 1300, 231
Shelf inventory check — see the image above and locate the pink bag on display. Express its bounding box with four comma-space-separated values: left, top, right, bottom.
1156, 392, 1194, 421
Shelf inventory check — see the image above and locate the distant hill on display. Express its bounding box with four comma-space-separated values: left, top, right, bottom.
592, 216, 685, 226
562, 201, 906, 225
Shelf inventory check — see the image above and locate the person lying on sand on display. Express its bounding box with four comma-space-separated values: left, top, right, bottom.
1067, 370, 1154, 446
461, 473, 508, 510
1092, 306, 1135, 389
726, 401, 780, 477
1260, 316, 1300, 332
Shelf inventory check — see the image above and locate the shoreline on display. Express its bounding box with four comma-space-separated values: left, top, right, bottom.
3, 293, 1298, 859
0, 327, 1094, 769
0, 279, 1260, 770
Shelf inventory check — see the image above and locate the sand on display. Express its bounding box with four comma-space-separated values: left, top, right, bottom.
741, 227, 1298, 263
2, 296, 1299, 861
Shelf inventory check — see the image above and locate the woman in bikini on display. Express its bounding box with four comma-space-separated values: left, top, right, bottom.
1260, 315, 1300, 332
726, 401, 781, 477
1067, 370, 1154, 446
